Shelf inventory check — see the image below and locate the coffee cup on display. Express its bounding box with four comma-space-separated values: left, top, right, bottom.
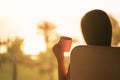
58, 36, 72, 52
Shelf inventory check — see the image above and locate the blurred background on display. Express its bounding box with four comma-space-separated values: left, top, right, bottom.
0, 0, 120, 80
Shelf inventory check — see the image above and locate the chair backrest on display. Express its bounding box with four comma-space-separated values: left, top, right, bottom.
70, 45, 120, 80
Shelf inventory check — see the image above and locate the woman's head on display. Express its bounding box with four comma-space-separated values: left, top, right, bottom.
81, 9, 112, 46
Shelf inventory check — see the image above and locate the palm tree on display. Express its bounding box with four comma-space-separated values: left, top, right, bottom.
7, 37, 24, 80
0, 39, 7, 70
37, 21, 57, 80
38, 21, 56, 48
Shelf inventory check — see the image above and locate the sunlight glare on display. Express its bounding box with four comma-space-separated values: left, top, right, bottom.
0, 45, 7, 54
18, 28, 46, 55
23, 34, 46, 55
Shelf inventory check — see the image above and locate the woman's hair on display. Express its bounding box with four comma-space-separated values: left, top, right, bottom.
81, 9, 112, 46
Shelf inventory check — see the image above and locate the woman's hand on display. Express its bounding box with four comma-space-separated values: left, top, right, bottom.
52, 44, 64, 62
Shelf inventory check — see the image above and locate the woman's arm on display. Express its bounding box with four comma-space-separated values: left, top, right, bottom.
53, 44, 70, 80
58, 56, 67, 80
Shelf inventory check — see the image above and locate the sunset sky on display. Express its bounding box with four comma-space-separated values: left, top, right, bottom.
0, 0, 120, 55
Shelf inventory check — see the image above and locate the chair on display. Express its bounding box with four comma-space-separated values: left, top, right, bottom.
70, 45, 120, 80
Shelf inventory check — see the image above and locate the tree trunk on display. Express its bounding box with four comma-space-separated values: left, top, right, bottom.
13, 61, 17, 80
0, 61, 2, 71
48, 60, 54, 80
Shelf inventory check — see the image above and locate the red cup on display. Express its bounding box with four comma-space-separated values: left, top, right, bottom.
58, 36, 72, 52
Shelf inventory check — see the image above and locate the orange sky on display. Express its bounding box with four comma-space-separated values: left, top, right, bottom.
0, 0, 120, 55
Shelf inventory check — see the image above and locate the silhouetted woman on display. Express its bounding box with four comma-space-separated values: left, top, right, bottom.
52, 9, 112, 80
